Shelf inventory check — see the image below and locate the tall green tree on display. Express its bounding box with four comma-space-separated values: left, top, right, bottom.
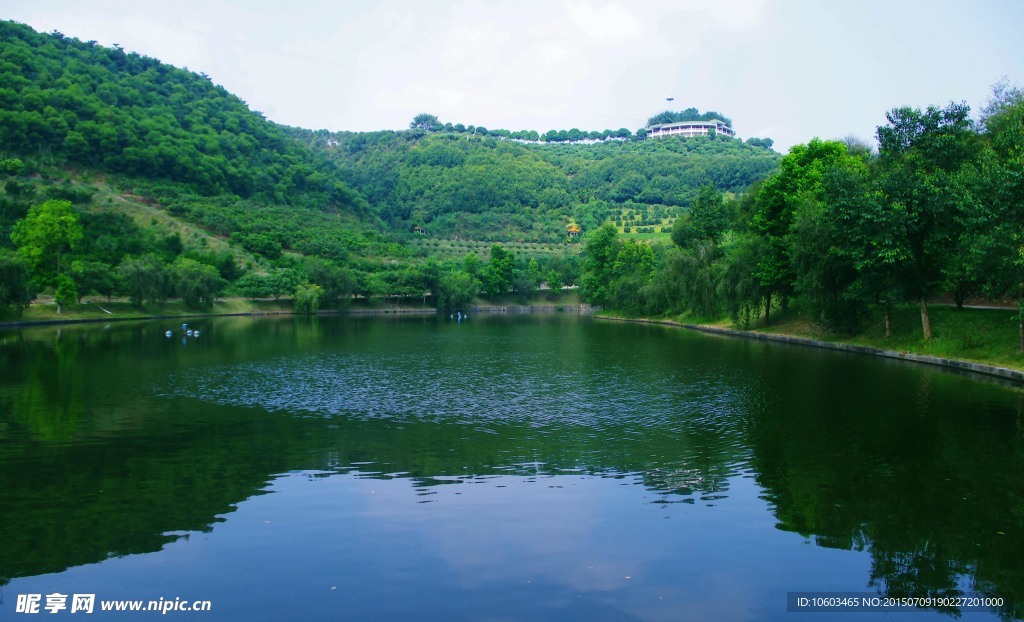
117, 255, 170, 309
410, 113, 442, 132
482, 245, 515, 297
752, 139, 850, 324
672, 184, 729, 247
0, 248, 34, 315
171, 257, 226, 310
10, 199, 83, 285
788, 156, 880, 332
579, 223, 621, 307
875, 102, 981, 340
435, 270, 478, 311
972, 83, 1024, 350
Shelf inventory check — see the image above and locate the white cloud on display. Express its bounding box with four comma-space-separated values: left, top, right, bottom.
566, 2, 643, 41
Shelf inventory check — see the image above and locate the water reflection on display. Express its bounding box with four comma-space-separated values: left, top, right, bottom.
0, 316, 1021, 620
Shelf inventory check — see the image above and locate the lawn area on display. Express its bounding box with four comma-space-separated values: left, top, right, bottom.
747, 304, 1024, 370
1, 297, 295, 324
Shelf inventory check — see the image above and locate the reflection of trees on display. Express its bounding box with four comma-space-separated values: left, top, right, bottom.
8, 330, 84, 442
8, 314, 1022, 622
0, 317, 751, 584
747, 360, 1024, 620
0, 322, 316, 582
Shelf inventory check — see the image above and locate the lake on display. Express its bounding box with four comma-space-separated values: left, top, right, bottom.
0, 314, 1021, 621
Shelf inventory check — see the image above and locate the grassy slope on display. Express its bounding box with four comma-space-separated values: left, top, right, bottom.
673, 304, 1024, 371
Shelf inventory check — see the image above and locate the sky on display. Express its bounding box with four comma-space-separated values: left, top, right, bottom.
2, 0, 1023, 152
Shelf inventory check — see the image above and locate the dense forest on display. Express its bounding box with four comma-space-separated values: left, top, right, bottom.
289, 125, 779, 242
0, 20, 783, 317
574, 86, 1024, 349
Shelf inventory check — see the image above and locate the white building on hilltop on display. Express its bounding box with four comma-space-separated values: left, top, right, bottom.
646, 119, 735, 139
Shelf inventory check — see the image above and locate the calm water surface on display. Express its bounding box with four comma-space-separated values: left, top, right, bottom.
0, 314, 1021, 621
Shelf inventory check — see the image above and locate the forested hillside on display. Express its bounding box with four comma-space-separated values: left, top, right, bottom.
0, 20, 369, 214
574, 88, 1024, 357
0, 20, 783, 317
291, 126, 780, 242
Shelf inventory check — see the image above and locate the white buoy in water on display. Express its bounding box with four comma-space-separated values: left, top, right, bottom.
182, 323, 188, 330
165, 330, 173, 337
193, 330, 200, 337
186, 329, 194, 336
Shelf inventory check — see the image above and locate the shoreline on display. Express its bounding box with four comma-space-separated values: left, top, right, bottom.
7, 304, 1021, 385
597, 315, 1024, 385
0, 302, 598, 328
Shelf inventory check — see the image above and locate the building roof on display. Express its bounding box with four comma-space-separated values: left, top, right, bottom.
649, 119, 731, 130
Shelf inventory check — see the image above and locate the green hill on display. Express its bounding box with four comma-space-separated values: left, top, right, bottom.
0, 20, 781, 315
289, 124, 780, 242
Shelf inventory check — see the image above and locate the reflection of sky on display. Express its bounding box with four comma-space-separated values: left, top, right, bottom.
6, 469, 960, 622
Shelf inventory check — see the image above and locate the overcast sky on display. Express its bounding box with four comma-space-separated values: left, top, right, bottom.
2, 0, 1022, 152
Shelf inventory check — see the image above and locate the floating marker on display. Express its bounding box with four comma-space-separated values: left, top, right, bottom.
165, 330, 173, 337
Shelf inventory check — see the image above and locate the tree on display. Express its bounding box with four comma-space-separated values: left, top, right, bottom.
294, 282, 324, 315
10, 199, 83, 285
435, 270, 477, 311
545, 269, 563, 300
306, 258, 354, 310
410, 113, 442, 132
171, 257, 226, 310
672, 185, 729, 247
482, 245, 515, 297
53, 274, 77, 314
579, 223, 621, 307
70, 259, 118, 303
752, 139, 852, 324
117, 255, 169, 309
789, 159, 873, 332
0, 249, 34, 315
875, 102, 981, 340
972, 83, 1024, 350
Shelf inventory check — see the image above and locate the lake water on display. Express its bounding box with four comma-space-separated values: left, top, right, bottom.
0, 314, 1021, 621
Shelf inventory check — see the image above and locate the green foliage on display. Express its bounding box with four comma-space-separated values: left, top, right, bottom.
305, 257, 353, 310
293, 282, 324, 315
671, 185, 728, 247
10, 199, 83, 285
299, 126, 780, 243
410, 113, 442, 132
0, 21, 372, 217
545, 268, 563, 299
579, 224, 621, 307
117, 254, 169, 309
171, 256, 226, 310
53, 273, 77, 314
647, 107, 733, 128
482, 244, 516, 297
751, 139, 854, 320
874, 102, 981, 338
0, 248, 34, 314
70, 259, 118, 302
0, 157, 25, 175
576, 88, 1024, 356
435, 270, 478, 311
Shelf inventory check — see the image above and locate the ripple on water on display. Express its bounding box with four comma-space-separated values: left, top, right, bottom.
158, 350, 753, 434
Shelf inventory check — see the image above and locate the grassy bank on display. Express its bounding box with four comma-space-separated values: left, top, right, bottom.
0, 289, 586, 325
0, 297, 296, 325
653, 303, 1024, 372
